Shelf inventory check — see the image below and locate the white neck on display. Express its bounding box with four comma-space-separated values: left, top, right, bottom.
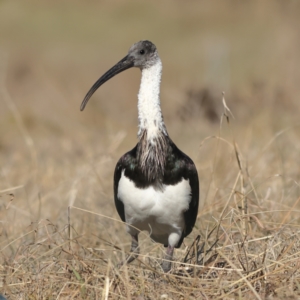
137, 59, 168, 140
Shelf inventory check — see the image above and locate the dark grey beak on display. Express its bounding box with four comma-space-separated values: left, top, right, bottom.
80, 55, 134, 111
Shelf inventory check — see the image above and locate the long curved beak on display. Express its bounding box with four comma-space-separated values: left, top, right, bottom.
80, 55, 134, 111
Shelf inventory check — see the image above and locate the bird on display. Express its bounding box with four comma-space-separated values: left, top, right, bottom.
80, 40, 199, 272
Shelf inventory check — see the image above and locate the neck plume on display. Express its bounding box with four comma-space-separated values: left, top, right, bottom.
136, 58, 169, 182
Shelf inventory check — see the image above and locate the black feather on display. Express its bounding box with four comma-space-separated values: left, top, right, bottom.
113, 136, 199, 248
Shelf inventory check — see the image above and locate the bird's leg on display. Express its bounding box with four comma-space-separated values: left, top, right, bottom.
118, 234, 139, 267
161, 244, 174, 273
126, 233, 139, 263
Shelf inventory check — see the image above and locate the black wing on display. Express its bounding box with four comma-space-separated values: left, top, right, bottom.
113, 146, 138, 222
163, 141, 199, 246
182, 155, 199, 238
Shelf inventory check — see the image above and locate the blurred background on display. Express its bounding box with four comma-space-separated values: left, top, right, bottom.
1, 0, 300, 259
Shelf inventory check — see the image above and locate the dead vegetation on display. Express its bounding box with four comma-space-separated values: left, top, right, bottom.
2, 199, 300, 299
1, 0, 300, 299
2, 90, 300, 299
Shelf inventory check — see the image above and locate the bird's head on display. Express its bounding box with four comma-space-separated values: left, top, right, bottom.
80, 40, 158, 111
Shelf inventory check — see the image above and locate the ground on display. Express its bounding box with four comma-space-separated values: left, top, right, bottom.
1, 1, 300, 299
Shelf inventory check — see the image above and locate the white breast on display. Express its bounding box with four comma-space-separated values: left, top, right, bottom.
117, 170, 192, 247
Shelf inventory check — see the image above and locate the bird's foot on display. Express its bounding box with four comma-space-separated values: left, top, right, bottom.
117, 248, 140, 268
117, 234, 139, 268
161, 260, 172, 273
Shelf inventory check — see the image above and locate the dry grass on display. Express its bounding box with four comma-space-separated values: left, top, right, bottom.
1, 0, 300, 299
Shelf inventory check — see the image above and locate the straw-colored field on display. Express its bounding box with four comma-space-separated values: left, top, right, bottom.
1, 1, 300, 299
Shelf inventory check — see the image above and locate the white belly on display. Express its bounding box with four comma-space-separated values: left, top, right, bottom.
117, 170, 192, 247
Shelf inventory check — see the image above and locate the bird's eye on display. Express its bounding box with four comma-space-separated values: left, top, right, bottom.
140, 49, 145, 55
